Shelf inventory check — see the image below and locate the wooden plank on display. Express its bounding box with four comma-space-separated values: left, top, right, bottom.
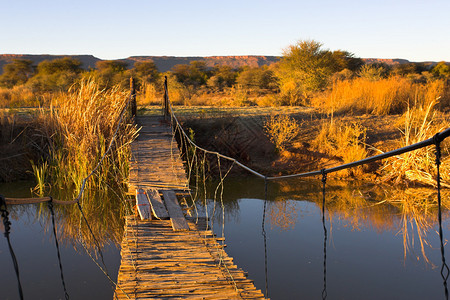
136, 188, 151, 220
162, 190, 190, 231
146, 188, 169, 219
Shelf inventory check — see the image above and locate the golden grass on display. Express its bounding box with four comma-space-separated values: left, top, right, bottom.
381, 101, 450, 187
312, 119, 368, 176
312, 77, 448, 115
32, 79, 138, 248
0, 85, 42, 107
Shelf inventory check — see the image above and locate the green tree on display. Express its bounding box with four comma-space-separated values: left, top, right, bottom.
27, 57, 83, 91
236, 66, 277, 91
94, 60, 129, 89
390, 63, 426, 76
133, 61, 160, 84
207, 65, 237, 91
0, 59, 35, 88
275, 40, 336, 104
330, 50, 364, 72
171, 61, 209, 87
431, 62, 450, 78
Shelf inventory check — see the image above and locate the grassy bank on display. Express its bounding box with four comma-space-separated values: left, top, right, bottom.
166, 102, 449, 188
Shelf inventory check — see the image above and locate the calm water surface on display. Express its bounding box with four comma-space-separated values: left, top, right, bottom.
1, 178, 449, 299
0, 181, 120, 300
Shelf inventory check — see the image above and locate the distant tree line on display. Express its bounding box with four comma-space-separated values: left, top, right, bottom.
1, 40, 449, 106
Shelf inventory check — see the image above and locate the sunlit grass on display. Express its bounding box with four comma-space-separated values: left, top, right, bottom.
312, 77, 448, 115
381, 100, 450, 187
31, 79, 138, 248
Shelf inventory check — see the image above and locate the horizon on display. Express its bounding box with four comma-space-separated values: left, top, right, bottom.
0, 53, 446, 64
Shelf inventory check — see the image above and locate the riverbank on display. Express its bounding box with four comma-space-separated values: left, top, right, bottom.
167, 105, 449, 185
0, 109, 47, 181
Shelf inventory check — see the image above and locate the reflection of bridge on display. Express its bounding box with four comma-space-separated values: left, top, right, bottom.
115, 114, 266, 299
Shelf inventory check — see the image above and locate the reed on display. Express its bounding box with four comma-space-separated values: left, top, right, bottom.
31, 79, 137, 247
381, 100, 450, 187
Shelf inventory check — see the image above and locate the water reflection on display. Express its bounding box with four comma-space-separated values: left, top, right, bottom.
205, 177, 450, 299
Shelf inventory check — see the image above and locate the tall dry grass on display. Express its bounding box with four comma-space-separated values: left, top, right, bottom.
32, 79, 138, 247
36, 79, 138, 196
0, 85, 41, 107
312, 120, 368, 176
381, 100, 450, 187
312, 77, 449, 115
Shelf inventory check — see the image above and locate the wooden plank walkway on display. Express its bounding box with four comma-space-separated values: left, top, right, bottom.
115, 115, 266, 299
128, 115, 189, 192
115, 216, 266, 299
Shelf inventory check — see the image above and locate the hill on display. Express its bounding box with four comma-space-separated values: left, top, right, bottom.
0, 54, 279, 74
0, 54, 444, 75
0, 54, 100, 73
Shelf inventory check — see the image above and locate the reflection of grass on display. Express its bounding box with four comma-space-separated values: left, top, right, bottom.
268, 179, 450, 265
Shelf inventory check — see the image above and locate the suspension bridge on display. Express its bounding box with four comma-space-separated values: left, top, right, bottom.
1, 76, 450, 299
114, 113, 266, 299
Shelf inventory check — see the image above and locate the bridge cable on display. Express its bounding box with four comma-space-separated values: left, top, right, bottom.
435, 134, 449, 300
0, 194, 24, 300
262, 177, 269, 298
48, 198, 70, 300
321, 169, 328, 300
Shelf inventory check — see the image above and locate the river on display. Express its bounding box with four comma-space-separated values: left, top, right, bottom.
1, 177, 449, 299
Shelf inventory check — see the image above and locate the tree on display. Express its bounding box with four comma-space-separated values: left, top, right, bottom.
236, 66, 277, 91
94, 60, 129, 89
27, 57, 83, 91
0, 59, 35, 88
432, 62, 450, 78
171, 61, 209, 87
275, 40, 336, 104
330, 50, 364, 72
390, 63, 426, 76
207, 65, 237, 91
133, 61, 160, 84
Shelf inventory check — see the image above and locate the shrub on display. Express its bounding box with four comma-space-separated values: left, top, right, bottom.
312, 120, 368, 176
264, 114, 300, 151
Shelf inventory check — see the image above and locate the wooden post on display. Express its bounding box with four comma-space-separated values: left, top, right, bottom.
130, 77, 136, 117
163, 76, 169, 118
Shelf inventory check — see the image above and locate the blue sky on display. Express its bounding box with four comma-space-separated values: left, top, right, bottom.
1, 0, 449, 61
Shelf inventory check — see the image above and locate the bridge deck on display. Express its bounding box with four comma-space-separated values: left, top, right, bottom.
128, 115, 189, 191
116, 115, 266, 299
115, 216, 266, 299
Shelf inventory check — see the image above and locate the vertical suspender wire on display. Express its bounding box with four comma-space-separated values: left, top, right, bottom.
435, 135, 449, 300
0, 195, 24, 300
48, 198, 70, 300
321, 170, 328, 300
262, 177, 269, 299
